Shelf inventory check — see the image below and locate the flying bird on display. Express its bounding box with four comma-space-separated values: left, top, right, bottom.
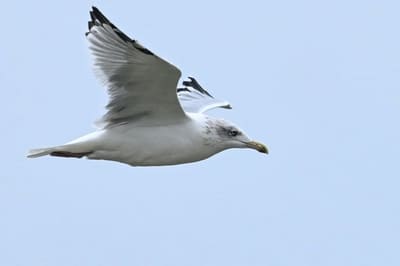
27, 6, 267, 166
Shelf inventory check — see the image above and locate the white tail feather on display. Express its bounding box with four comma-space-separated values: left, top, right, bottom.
28, 132, 99, 159
27, 142, 94, 159
27, 147, 56, 158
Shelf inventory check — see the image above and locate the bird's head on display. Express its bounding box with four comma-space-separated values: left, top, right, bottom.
204, 118, 268, 154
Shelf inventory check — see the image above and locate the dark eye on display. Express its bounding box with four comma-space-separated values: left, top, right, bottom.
228, 130, 238, 137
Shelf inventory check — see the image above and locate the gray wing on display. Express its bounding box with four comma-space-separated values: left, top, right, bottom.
177, 77, 232, 113
86, 7, 187, 128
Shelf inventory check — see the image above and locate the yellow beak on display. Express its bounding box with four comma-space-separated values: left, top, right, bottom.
246, 141, 268, 154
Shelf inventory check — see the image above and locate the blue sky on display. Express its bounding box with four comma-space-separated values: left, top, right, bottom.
1, 0, 399, 265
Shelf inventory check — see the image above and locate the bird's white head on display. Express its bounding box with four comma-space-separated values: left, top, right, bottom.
202, 117, 268, 154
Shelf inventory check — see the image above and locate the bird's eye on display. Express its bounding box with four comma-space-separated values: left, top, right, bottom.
228, 130, 238, 137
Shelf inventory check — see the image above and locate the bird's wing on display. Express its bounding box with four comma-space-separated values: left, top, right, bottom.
86, 7, 187, 128
177, 77, 232, 113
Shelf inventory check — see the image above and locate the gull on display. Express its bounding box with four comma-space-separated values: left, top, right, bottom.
27, 6, 268, 166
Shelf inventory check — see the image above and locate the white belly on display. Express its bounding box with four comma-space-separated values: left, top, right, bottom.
86, 119, 219, 166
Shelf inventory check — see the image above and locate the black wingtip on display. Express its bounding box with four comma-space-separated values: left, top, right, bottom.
87, 7, 98, 33
187, 76, 197, 83
91, 6, 102, 16
90, 6, 111, 25
182, 77, 213, 98
89, 11, 95, 22
86, 6, 155, 56
177, 88, 190, 93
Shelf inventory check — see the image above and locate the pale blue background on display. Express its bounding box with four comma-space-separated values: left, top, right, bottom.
1, 1, 399, 265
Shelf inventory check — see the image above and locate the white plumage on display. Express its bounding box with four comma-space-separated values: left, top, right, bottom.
28, 7, 267, 166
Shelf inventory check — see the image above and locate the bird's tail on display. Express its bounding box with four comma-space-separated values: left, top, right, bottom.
28, 132, 100, 159
27, 145, 92, 159
27, 147, 56, 158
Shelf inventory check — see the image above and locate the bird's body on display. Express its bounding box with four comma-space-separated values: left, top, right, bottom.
28, 7, 267, 166
70, 114, 219, 166
29, 114, 237, 166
